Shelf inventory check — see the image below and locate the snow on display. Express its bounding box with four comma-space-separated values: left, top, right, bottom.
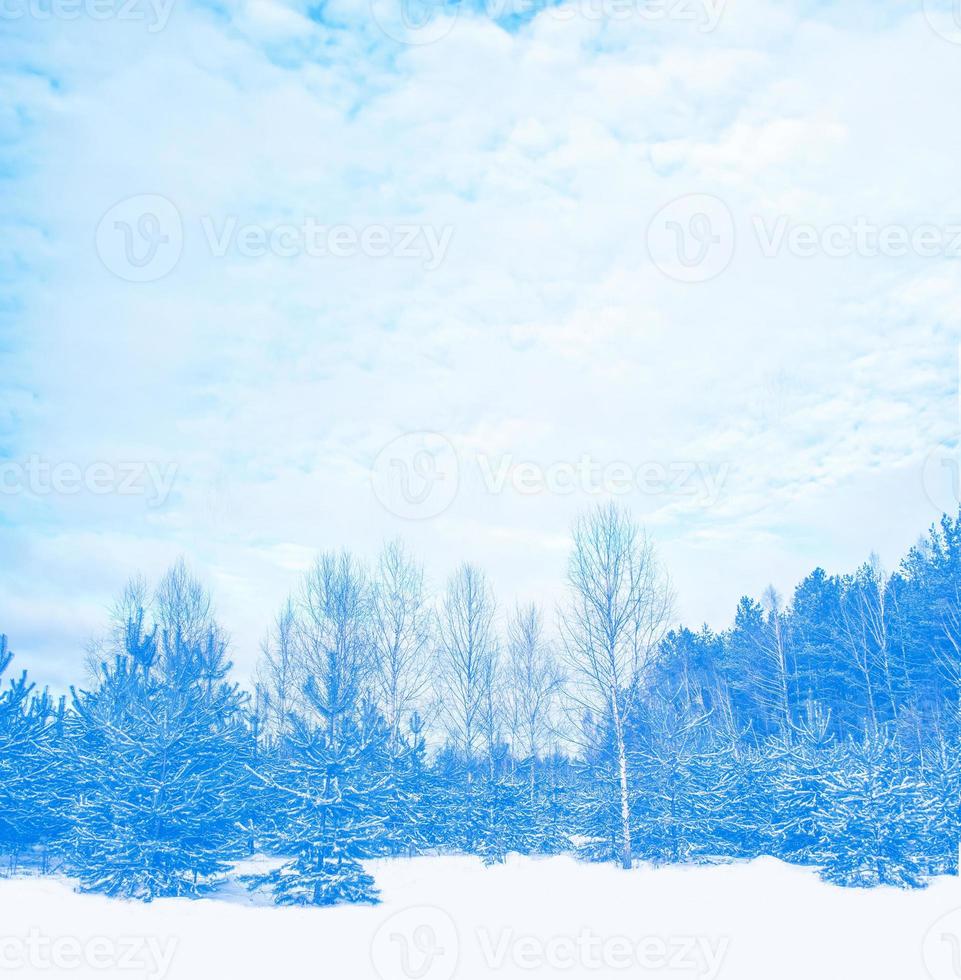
0, 855, 958, 979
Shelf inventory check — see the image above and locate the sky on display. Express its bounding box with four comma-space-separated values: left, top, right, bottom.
2, 0, 961, 689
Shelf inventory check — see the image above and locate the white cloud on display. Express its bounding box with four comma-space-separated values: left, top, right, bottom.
2, 0, 960, 685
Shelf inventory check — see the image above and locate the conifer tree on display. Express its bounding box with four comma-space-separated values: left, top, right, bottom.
820, 730, 928, 888
66, 619, 249, 899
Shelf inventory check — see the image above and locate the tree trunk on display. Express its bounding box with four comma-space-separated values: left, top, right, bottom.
611, 691, 632, 870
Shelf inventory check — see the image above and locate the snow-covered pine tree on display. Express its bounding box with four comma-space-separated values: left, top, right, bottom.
246, 695, 388, 905
474, 741, 527, 864
705, 737, 780, 860
0, 636, 69, 873
501, 755, 544, 856
820, 729, 928, 888
770, 705, 839, 867
537, 752, 576, 855
425, 745, 478, 853
65, 617, 250, 899
917, 728, 960, 876
571, 710, 624, 863
381, 710, 431, 857
244, 549, 388, 905
629, 698, 736, 864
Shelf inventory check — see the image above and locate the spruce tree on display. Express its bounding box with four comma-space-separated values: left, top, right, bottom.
771, 707, 839, 867
246, 685, 387, 906
820, 730, 928, 888
66, 619, 249, 899
0, 636, 68, 872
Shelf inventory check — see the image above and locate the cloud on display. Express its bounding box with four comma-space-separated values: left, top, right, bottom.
2, 0, 960, 685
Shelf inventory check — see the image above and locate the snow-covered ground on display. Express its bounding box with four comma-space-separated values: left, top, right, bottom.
0, 855, 959, 980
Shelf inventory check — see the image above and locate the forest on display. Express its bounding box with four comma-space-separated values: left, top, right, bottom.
1, 504, 959, 903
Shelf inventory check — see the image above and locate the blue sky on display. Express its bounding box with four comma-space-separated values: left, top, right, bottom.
2, 0, 961, 687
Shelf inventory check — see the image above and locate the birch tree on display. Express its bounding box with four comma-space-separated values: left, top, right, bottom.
371, 541, 433, 748
434, 563, 499, 764
505, 603, 564, 799
560, 503, 673, 869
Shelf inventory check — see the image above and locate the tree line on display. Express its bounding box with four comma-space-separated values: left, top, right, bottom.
0, 504, 958, 902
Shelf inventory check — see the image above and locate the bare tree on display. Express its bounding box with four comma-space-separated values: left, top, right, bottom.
295, 551, 374, 740
505, 602, 564, 801
560, 503, 673, 869
87, 561, 224, 681
256, 599, 299, 747
153, 558, 216, 648
434, 563, 499, 763
371, 541, 434, 748
505, 603, 563, 757
860, 554, 901, 725
834, 556, 908, 735
760, 585, 794, 733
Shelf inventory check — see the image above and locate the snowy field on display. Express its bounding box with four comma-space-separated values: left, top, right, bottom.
0, 855, 959, 980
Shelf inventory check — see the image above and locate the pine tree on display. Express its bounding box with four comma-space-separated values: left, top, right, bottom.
820, 730, 928, 888
0, 636, 68, 873
474, 743, 527, 864
708, 738, 779, 860
247, 709, 387, 905
380, 712, 431, 857
629, 699, 735, 864
771, 707, 840, 866
917, 729, 960, 876
571, 711, 624, 864
65, 620, 249, 899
